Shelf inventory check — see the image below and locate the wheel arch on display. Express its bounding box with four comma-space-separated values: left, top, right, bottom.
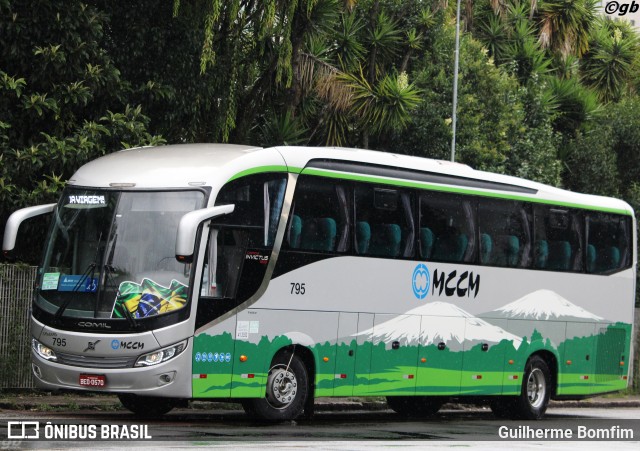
270, 344, 316, 394
270, 343, 316, 417
528, 349, 558, 397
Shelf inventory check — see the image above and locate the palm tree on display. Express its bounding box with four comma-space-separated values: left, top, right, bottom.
537, 0, 597, 59
476, 14, 509, 62
546, 76, 599, 139
581, 17, 639, 102
502, 19, 552, 83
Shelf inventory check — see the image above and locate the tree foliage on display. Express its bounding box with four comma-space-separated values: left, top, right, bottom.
3, 0, 640, 270
0, 0, 162, 260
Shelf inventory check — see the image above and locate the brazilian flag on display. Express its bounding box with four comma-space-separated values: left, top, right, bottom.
112, 278, 188, 318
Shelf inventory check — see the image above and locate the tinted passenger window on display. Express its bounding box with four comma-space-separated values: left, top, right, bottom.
355, 186, 414, 258
286, 176, 351, 253
214, 174, 287, 247
586, 213, 631, 273
478, 201, 532, 268
534, 206, 583, 271
419, 192, 475, 263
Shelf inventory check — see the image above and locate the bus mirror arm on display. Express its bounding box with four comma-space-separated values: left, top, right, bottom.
175, 204, 235, 263
3, 204, 56, 258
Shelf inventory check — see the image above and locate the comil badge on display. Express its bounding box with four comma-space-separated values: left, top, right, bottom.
412, 263, 430, 299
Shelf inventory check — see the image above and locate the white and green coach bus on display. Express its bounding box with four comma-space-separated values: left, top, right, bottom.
3, 144, 636, 420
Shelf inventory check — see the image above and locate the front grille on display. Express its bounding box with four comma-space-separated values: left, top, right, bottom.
56, 352, 137, 369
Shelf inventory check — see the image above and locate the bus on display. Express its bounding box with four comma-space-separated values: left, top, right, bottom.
3, 143, 636, 421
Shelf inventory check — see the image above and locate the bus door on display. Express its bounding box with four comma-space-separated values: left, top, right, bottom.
368, 314, 420, 395
460, 318, 509, 395
416, 315, 465, 396
560, 322, 596, 395
192, 228, 240, 398
193, 226, 272, 397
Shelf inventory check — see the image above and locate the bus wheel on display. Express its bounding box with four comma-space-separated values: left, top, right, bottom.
386, 396, 444, 417
118, 394, 175, 417
242, 353, 309, 421
513, 355, 551, 420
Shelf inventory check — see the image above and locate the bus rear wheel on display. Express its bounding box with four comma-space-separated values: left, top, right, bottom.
242, 353, 309, 421
118, 394, 176, 417
386, 396, 444, 417
512, 355, 551, 420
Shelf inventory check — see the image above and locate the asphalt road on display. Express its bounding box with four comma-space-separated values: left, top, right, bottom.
1, 406, 639, 449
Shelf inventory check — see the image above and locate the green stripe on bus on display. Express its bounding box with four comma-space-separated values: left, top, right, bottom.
300, 168, 633, 216
227, 165, 290, 182
227, 165, 631, 215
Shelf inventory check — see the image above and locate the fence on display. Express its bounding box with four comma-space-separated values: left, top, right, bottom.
0, 264, 37, 389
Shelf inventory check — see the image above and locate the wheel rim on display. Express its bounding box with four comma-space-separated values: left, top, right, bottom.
526, 368, 546, 409
265, 365, 298, 409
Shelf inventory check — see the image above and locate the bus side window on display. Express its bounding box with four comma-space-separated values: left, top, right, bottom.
213, 173, 288, 248
200, 228, 245, 299
355, 186, 414, 258
478, 200, 532, 268
286, 176, 351, 253
419, 192, 475, 263
196, 228, 249, 329
534, 206, 583, 272
586, 213, 631, 273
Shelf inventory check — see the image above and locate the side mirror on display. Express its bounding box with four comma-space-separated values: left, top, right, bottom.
175, 204, 235, 262
3, 204, 56, 258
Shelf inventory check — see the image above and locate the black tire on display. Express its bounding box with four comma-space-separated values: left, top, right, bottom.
512, 355, 551, 420
241, 352, 309, 421
386, 396, 444, 417
118, 394, 176, 417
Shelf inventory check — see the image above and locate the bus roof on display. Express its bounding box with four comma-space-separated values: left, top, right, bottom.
67, 143, 633, 216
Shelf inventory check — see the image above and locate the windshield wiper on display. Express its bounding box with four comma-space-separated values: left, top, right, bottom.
53, 232, 102, 322
104, 264, 139, 329
120, 298, 139, 329
53, 262, 97, 321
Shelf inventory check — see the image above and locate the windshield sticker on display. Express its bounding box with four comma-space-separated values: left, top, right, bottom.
41, 273, 61, 290
111, 278, 188, 319
57, 275, 98, 292
67, 195, 106, 205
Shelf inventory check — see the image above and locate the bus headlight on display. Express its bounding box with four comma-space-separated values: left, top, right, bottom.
134, 340, 187, 367
32, 338, 57, 362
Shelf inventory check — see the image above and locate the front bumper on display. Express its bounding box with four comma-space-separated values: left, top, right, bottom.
30, 338, 193, 398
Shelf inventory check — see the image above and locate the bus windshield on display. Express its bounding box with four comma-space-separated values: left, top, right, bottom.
37, 188, 205, 323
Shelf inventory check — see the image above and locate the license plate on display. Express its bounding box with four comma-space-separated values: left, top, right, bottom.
79, 374, 106, 387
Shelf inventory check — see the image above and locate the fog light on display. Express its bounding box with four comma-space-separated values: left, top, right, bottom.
157, 372, 175, 386
32, 364, 42, 378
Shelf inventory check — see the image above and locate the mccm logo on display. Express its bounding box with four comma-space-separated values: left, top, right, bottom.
412, 263, 430, 299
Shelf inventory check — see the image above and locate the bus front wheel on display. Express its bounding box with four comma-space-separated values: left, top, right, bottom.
513, 355, 551, 420
118, 394, 176, 417
242, 353, 309, 421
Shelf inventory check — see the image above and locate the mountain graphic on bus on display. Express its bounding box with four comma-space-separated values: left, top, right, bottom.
481, 289, 604, 322
357, 301, 523, 350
